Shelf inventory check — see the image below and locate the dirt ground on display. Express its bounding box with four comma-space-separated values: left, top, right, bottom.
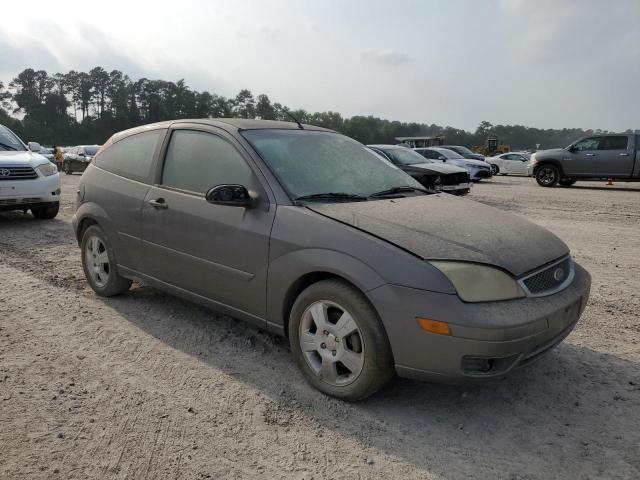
1, 174, 639, 480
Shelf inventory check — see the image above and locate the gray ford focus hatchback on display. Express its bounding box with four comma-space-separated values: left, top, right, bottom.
73, 119, 591, 400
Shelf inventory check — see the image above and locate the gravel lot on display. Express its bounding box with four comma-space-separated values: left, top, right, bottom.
1, 174, 639, 479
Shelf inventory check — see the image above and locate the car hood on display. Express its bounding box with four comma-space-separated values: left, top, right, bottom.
0, 150, 47, 166
535, 148, 567, 159
452, 158, 487, 167
407, 162, 468, 175
307, 195, 569, 276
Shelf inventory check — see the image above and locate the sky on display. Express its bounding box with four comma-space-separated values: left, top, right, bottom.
1, 0, 638, 132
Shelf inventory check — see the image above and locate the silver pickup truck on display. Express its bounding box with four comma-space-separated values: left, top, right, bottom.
529, 133, 640, 187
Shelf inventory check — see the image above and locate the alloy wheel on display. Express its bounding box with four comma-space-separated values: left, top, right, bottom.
538, 167, 557, 186
84, 236, 110, 288
298, 300, 365, 386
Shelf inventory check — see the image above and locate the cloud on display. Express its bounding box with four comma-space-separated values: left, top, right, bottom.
361, 49, 412, 67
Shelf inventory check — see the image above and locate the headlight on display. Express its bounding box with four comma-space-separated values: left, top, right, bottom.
528, 154, 537, 166
429, 261, 525, 302
36, 162, 58, 177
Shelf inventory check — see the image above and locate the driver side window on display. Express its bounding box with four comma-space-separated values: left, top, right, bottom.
162, 130, 253, 194
573, 137, 601, 151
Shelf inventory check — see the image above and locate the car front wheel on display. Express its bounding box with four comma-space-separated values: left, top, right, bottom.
81, 225, 132, 296
536, 164, 560, 187
490, 164, 499, 175
289, 279, 394, 401
31, 202, 59, 219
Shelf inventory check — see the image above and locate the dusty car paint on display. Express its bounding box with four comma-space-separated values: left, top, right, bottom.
73, 118, 591, 387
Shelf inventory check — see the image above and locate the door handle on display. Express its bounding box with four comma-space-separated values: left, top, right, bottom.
148, 198, 168, 209
619, 153, 629, 156
585, 153, 596, 156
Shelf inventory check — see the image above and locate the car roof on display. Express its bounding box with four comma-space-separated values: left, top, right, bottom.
367, 144, 408, 150
112, 118, 334, 142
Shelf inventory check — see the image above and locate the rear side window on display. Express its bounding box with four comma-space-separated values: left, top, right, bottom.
161, 130, 253, 194
95, 129, 165, 183
601, 136, 628, 150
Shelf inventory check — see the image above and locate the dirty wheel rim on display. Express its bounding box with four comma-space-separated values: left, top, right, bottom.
85, 236, 110, 288
299, 300, 365, 386
538, 167, 557, 185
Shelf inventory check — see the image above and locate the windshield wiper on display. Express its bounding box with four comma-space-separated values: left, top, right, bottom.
295, 192, 368, 203
0, 142, 18, 151
368, 186, 428, 198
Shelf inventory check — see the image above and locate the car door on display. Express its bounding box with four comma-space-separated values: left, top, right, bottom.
507, 153, 529, 174
565, 137, 601, 176
596, 135, 634, 177
141, 125, 275, 322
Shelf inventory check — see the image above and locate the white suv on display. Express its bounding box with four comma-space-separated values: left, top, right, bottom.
0, 124, 61, 219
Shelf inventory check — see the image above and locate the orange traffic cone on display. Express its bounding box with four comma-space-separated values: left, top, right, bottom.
607, 178, 614, 186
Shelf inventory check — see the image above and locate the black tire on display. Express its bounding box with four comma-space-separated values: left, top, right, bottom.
289, 279, 394, 401
536, 164, 560, 187
64, 163, 72, 175
559, 179, 576, 187
31, 202, 59, 219
490, 164, 499, 175
81, 225, 132, 296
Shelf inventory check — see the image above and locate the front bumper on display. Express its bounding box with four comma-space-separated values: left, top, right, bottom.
441, 182, 471, 194
471, 168, 493, 180
367, 262, 591, 382
0, 173, 61, 211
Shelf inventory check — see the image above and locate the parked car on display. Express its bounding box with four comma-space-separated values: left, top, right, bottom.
38, 146, 55, 163
440, 145, 485, 161
486, 152, 531, 175
73, 119, 591, 400
368, 144, 471, 195
414, 147, 493, 181
529, 134, 640, 187
63, 145, 100, 174
0, 124, 61, 219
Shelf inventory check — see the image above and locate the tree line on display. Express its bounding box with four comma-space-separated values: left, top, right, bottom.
0, 67, 634, 150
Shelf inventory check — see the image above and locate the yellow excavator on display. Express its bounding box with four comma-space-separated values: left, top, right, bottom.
472, 136, 511, 157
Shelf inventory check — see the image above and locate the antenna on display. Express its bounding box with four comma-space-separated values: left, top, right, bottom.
285, 111, 304, 130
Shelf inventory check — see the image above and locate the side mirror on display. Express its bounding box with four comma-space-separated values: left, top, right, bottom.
78, 152, 86, 157
567, 145, 576, 152
205, 184, 254, 208
28, 141, 41, 152
439, 156, 447, 161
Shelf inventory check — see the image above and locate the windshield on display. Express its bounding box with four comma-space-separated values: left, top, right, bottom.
433, 148, 464, 159
449, 146, 474, 156
379, 147, 434, 166
242, 130, 423, 199
0, 125, 27, 151
84, 146, 99, 156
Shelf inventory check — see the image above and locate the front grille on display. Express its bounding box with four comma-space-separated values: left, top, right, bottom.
520, 257, 574, 296
0, 166, 38, 180
442, 172, 470, 185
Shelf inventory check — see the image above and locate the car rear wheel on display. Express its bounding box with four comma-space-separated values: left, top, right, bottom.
31, 202, 59, 220
490, 164, 499, 175
64, 163, 72, 175
81, 225, 132, 296
536, 164, 560, 187
559, 179, 576, 187
289, 279, 394, 401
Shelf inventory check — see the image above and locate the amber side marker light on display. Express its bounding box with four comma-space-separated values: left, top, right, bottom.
416, 318, 452, 336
